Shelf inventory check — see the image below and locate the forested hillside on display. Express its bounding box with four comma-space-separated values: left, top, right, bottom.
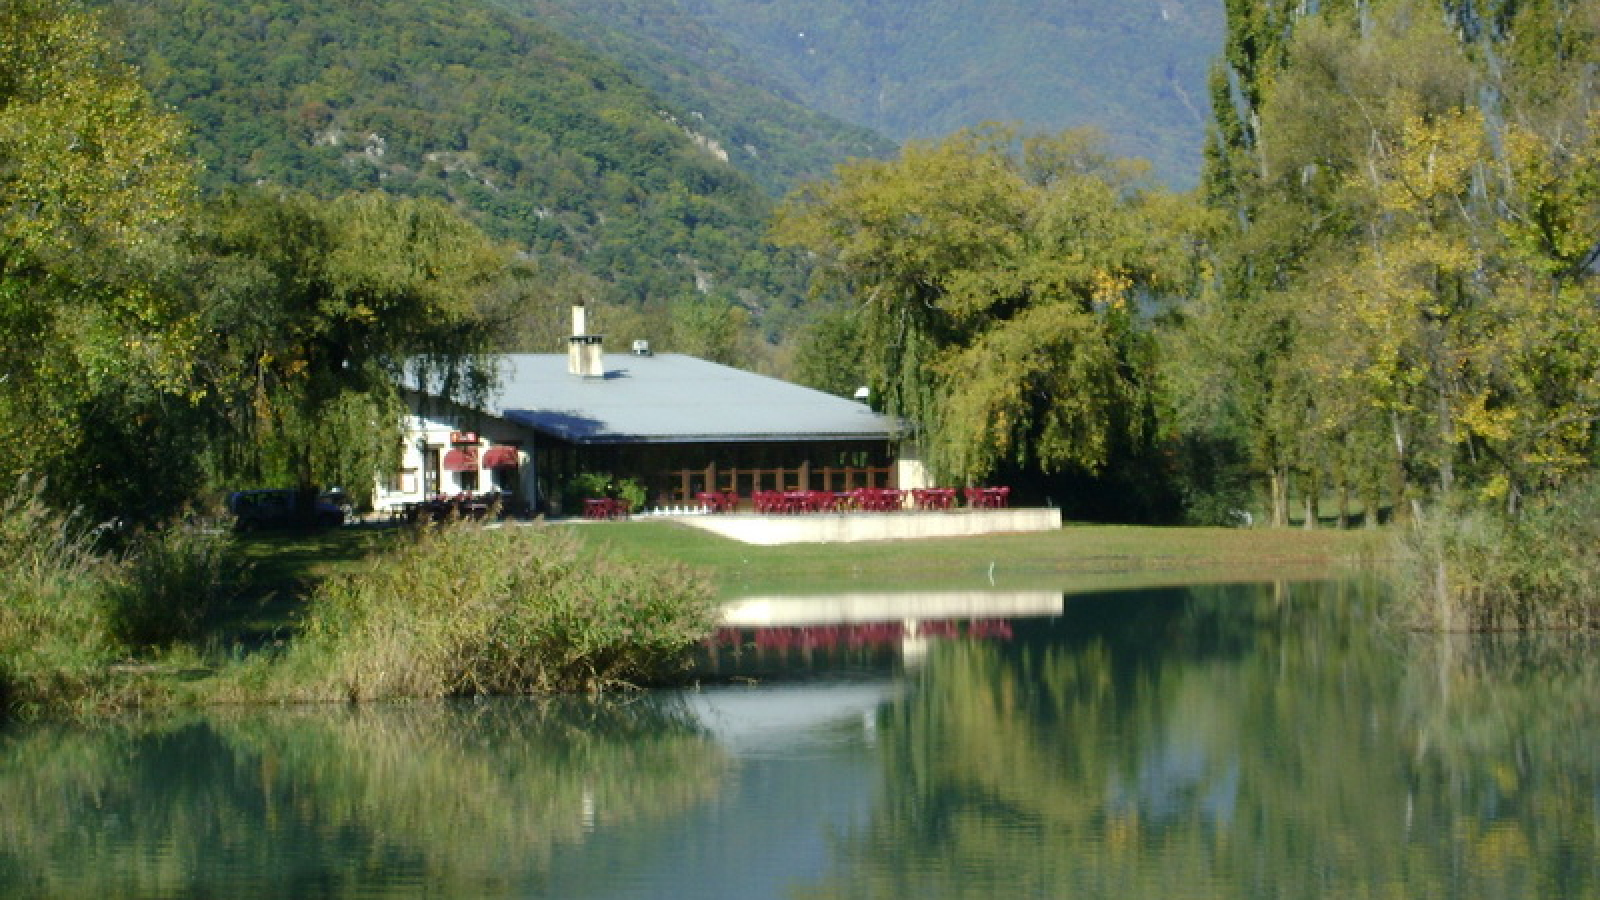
509, 0, 896, 196
92, 0, 889, 350
583, 0, 1224, 187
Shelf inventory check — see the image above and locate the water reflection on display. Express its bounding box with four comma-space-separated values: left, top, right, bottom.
0, 699, 728, 899
3, 582, 1598, 899
703, 590, 1063, 677
798, 581, 1600, 899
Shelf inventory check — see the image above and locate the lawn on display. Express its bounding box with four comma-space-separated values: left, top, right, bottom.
224, 519, 1389, 632
556, 519, 1390, 598
219, 525, 403, 641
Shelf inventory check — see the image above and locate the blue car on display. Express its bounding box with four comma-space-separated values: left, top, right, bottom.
227, 489, 346, 530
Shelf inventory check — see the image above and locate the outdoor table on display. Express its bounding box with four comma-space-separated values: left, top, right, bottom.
695, 491, 738, 512
851, 488, 903, 511
964, 487, 1011, 508
964, 486, 1011, 508
584, 497, 622, 519
798, 490, 839, 512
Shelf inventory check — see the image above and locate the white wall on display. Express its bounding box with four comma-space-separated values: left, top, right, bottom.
374, 392, 539, 513
678, 507, 1061, 545
896, 454, 931, 491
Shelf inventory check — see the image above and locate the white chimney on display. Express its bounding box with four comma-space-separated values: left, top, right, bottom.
567, 303, 604, 377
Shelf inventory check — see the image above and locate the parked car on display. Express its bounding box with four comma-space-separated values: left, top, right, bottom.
227, 489, 346, 530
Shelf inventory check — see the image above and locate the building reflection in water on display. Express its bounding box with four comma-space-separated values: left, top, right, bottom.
700, 591, 1064, 675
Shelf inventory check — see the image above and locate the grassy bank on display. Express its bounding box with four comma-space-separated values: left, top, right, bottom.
1394, 479, 1600, 632
560, 520, 1386, 597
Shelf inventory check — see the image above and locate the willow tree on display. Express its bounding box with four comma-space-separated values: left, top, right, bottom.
191, 189, 512, 508
775, 127, 1189, 489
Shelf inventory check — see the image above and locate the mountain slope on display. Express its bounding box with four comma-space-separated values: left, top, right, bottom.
93, 0, 885, 334
509, 0, 896, 196
632, 0, 1224, 186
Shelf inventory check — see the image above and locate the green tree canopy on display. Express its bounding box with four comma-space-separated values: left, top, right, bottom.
775, 126, 1192, 486
1181, 0, 1600, 525
0, 0, 201, 520
191, 189, 516, 503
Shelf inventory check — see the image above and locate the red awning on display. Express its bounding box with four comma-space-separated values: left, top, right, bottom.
481, 445, 521, 469
442, 447, 479, 472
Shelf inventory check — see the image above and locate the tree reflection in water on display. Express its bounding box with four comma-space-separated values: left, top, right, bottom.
0, 697, 727, 899
796, 580, 1600, 899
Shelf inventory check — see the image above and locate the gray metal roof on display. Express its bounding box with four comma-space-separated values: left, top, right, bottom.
476, 353, 900, 445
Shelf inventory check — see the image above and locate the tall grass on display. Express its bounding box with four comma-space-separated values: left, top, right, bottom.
1394, 479, 1600, 631
0, 479, 245, 720
247, 523, 718, 703
105, 526, 249, 652
0, 479, 119, 674
5, 472, 717, 717
0, 479, 129, 719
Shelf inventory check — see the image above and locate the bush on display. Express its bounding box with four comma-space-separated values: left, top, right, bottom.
277, 523, 718, 701
563, 472, 647, 513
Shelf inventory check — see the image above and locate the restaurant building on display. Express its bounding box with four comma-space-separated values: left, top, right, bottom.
376, 307, 917, 516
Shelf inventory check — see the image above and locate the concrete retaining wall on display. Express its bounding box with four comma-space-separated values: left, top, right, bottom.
673, 507, 1061, 545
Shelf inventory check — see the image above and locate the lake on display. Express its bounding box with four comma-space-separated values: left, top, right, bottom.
2, 579, 1597, 898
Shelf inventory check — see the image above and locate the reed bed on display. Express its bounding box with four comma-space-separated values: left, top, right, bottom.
237, 523, 718, 703
1394, 478, 1600, 632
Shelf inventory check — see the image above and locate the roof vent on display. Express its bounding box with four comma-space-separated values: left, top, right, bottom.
631, 339, 652, 357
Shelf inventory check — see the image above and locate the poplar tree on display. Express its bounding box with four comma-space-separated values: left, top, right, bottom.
1186, 0, 1600, 524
